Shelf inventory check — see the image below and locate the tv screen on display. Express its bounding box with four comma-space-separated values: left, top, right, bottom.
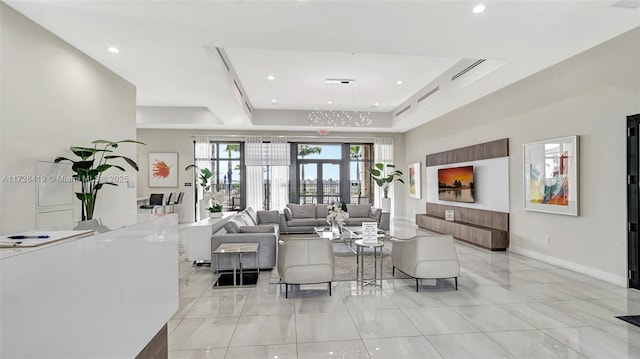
438, 166, 475, 203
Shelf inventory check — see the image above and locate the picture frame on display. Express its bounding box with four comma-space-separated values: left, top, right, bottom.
149, 152, 178, 187
408, 162, 421, 199
523, 135, 579, 216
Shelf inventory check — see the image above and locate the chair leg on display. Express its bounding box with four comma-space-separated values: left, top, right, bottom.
328, 282, 332, 296
285, 284, 288, 298
392, 266, 395, 276
416, 278, 419, 292
455, 277, 458, 290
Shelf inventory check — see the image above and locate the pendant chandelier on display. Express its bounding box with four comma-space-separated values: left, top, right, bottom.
308, 79, 372, 128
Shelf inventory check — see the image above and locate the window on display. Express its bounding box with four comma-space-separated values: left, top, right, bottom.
349, 144, 374, 204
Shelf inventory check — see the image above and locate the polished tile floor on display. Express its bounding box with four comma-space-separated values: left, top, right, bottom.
169, 224, 640, 358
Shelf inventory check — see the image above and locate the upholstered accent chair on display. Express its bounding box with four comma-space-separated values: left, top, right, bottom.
391, 235, 460, 291
277, 237, 335, 298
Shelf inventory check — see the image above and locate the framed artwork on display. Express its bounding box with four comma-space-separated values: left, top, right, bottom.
408, 162, 421, 199
523, 135, 579, 216
149, 152, 178, 187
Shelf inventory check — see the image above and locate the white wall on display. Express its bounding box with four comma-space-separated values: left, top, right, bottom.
426, 157, 509, 213
404, 28, 640, 286
136, 128, 406, 222
0, 4, 138, 233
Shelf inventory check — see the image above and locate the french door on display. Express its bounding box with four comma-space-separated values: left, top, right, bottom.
627, 114, 640, 290
299, 162, 341, 204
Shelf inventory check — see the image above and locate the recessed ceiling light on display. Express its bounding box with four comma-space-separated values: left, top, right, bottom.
107, 46, 119, 54
396, 80, 403, 85
271, 99, 278, 105
371, 102, 379, 108
267, 75, 275, 81
473, 4, 486, 13
327, 100, 333, 105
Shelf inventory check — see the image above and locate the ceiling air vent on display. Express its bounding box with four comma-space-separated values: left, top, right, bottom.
395, 105, 411, 118
417, 86, 440, 103
215, 47, 230, 72
233, 80, 243, 98
612, 0, 640, 8
451, 59, 486, 81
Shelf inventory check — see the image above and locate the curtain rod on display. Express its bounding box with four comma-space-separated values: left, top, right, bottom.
189, 134, 391, 142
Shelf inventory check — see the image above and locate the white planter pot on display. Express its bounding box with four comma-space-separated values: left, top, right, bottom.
381, 197, 391, 212
198, 199, 209, 221
209, 212, 223, 218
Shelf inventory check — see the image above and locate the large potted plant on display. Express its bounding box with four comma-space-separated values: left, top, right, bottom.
369, 162, 404, 211
185, 165, 214, 220
55, 139, 144, 221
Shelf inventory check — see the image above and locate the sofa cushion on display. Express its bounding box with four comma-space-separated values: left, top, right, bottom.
288, 204, 316, 219
236, 211, 254, 226
223, 216, 245, 233
257, 210, 280, 224
316, 205, 329, 219
283, 207, 292, 221
239, 224, 275, 233
346, 204, 372, 218
369, 207, 382, 221
288, 218, 320, 226
245, 207, 258, 225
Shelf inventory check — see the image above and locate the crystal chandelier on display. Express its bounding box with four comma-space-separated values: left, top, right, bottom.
308, 109, 372, 127
308, 79, 372, 127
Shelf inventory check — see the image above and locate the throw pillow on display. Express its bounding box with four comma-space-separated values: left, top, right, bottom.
244, 207, 258, 225
369, 207, 382, 220
257, 210, 280, 224
283, 207, 292, 221
237, 211, 254, 226
222, 217, 243, 233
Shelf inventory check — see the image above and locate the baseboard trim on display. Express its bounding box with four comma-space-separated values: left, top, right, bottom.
509, 246, 627, 288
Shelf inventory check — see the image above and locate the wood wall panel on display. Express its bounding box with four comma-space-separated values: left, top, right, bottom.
418, 203, 509, 250
425, 138, 509, 167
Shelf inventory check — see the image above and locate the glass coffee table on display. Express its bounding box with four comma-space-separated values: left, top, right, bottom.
314, 226, 356, 253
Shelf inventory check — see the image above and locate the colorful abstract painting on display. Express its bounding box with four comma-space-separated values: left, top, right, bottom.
149, 152, 178, 187
523, 136, 578, 215
408, 162, 421, 199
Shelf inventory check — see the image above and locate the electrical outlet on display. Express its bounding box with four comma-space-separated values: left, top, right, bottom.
545, 235, 550, 244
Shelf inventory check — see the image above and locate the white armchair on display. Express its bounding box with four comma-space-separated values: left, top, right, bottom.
391, 235, 460, 291
277, 238, 335, 298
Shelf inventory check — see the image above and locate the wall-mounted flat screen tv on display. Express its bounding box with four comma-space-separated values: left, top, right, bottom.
438, 165, 475, 203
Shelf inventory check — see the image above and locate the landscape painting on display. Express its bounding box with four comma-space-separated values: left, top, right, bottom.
438, 166, 475, 203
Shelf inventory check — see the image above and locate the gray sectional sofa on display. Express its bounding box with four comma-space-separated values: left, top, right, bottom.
211, 207, 280, 270
279, 203, 388, 234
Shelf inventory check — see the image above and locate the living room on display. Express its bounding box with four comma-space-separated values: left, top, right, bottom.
2, 1, 640, 358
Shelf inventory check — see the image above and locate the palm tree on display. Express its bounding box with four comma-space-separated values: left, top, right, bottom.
298, 145, 322, 201
350, 145, 362, 202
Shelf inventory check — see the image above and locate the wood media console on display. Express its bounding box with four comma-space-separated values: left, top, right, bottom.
416, 203, 509, 250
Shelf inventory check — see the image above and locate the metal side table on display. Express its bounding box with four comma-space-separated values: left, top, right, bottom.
212, 242, 259, 287
355, 239, 384, 288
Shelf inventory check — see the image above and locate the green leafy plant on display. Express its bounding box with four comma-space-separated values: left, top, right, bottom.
55, 139, 144, 221
369, 162, 404, 198
185, 165, 212, 191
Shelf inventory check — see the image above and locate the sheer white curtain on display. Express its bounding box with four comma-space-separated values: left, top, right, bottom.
244, 136, 264, 210
374, 137, 394, 213
269, 137, 290, 211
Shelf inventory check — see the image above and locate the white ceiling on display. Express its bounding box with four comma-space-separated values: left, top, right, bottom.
5, 0, 640, 133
